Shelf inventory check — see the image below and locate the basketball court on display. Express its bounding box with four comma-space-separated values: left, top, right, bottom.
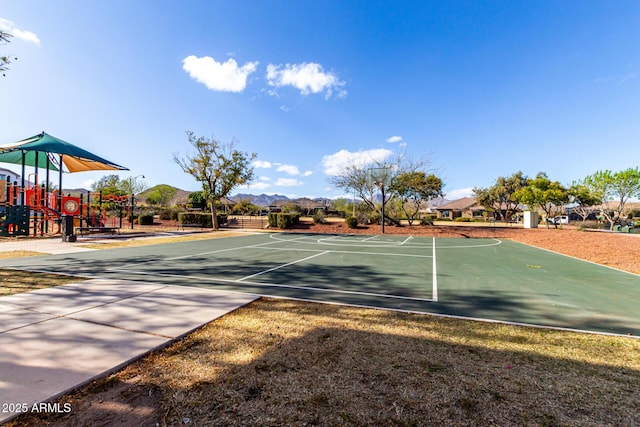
2, 232, 639, 337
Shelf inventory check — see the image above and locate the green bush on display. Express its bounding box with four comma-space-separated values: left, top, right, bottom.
368, 213, 381, 225
159, 208, 180, 221
420, 217, 434, 226
454, 217, 473, 222
276, 213, 300, 229
345, 216, 358, 228
312, 212, 325, 224
178, 212, 212, 227
138, 214, 155, 225
268, 212, 279, 227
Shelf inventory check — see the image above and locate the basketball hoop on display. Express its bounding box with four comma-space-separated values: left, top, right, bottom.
366, 167, 391, 188
367, 167, 391, 234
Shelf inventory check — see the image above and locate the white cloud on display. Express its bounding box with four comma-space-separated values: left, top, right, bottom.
279, 105, 290, 112
266, 62, 347, 99
182, 55, 258, 92
252, 160, 272, 168
446, 187, 475, 199
0, 19, 40, 46
386, 136, 403, 143
276, 178, 303, 187
277, 164, 300, 175
83, 179, 95, 188
302, 170, 313, 177
321, 148, 394, 176
248, 181, 271, 190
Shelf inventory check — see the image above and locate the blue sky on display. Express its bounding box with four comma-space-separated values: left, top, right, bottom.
2, 1, 640, 200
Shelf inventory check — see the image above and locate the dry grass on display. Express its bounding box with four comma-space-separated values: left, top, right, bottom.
78, 230, 252, 250
0, 250, 46, 260
0, 269, 78, 296
12, 298, 640, 426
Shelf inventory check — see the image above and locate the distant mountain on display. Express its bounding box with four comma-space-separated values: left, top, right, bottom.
139, 185, 190, 206
230, 193, 334, 207
231, 193, 291, 206
62, 188, 89, 196
429, 197, 450, 207
61, 187, 447, 209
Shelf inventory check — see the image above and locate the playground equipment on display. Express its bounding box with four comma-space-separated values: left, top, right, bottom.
0, 131, 130, 238
0, 178, 135, 238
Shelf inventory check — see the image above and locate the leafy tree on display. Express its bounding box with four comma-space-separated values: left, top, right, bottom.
145, 185, 177, 208
91, 174, 147, 196
174, 131, 256, 229
389, 172, 443, 225
568, 182, 603, 222
120, 175, 148, 195
280, 202, 300, 213
1, 31, 17, 77
91, 174, 123, 196
473, 171, 528, 221
233, 198, 259, 215
331, 197, 355, 217
187, 191, 206, 209
514, 173, 569, 228
583, 168, 640, 230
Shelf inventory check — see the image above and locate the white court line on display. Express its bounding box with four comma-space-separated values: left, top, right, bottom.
258, 246, 432, 259
108, 235, 313, 271
115, 269, 436, 302
237, 251, 330, 281
434, 239, 502, 249
432, 237, 438, 302
268, 233, 434, 248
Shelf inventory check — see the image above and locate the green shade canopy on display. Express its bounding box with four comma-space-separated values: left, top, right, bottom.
0, 149, 59, 171
0, 132, 128, 172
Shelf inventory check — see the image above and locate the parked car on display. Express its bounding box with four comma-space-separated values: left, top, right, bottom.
546, 215, 569, 225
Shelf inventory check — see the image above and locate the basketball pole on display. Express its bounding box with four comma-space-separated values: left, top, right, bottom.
381, 183, 385, 234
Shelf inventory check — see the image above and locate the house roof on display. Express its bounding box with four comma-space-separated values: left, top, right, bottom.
0, 166, 20, 177
435, 197, 480, 211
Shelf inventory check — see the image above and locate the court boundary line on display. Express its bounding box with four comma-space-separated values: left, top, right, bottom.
105, 269, 437, 303
253, 245, 433, 259
238, 251, 330, 281
269, 233, 503, 250
432, 237, 438, 301
262, 294, 639, 339
512, 240, 640, 278
4, 266, 637, 339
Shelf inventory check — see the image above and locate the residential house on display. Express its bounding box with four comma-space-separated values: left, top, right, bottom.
0, 167, 20, 184
434, 197, 486, 220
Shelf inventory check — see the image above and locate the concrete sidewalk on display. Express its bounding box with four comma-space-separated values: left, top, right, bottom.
0, 279, 257, 423
0, 231, 198, 255
0, 236, 98, 255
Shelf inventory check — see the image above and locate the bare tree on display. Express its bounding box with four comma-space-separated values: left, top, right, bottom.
329, 153, 438, 225
174, 131, 256, 229
1, 31, 17, 77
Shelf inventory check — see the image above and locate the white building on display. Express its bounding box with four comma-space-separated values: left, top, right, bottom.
0, 167, 20, 183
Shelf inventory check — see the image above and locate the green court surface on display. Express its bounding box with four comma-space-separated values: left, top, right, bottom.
2, 232, 639, 337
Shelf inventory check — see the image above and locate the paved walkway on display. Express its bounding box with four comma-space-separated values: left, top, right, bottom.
0, 236, 98, 254
0, 235, 258, 424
